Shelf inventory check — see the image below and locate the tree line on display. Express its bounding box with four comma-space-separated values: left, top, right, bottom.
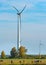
1, 46, 27, 59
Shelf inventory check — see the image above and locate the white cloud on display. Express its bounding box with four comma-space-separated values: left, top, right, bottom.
31, 13, 46, 17
0, 13, 17, 21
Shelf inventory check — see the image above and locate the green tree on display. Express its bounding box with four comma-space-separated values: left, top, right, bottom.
10, 47, 18, 58
19, 46, 27, 58
1, 51, 6, 59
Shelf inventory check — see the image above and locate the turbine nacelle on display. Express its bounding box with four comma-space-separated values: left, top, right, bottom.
17, 13, 21, 15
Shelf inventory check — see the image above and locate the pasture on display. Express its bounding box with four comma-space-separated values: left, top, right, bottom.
0, 59, 46, 65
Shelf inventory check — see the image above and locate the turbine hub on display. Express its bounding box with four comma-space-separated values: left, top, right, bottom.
17, 13, 20, 15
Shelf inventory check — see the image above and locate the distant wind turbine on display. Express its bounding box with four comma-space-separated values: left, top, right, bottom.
39, 40, 43, 58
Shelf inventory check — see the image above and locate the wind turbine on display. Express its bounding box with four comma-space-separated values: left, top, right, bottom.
13, 5, 26, 51
39, 40, 43, 58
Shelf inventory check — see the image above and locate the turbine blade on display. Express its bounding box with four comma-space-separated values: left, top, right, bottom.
12, 6, 19, 12
20, 5, 26, 14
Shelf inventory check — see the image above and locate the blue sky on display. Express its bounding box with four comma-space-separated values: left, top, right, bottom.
0, 0, 46, 55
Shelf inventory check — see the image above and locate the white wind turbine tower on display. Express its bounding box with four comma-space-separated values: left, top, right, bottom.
13, 5, 26, 51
